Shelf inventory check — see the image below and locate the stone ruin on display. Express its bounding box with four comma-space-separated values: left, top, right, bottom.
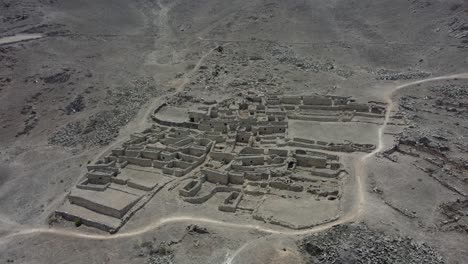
56, 93, 386, 232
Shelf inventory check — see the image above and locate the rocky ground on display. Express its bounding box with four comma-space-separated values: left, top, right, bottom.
49, 77, 164, 147
439, 199, 468, 233
301, 224, 444, 264
1, 0, 468, 263
383, 79, 468, 232
144, 225, 209, 264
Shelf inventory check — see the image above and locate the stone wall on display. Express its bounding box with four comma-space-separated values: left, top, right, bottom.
179, 180, 202, 197
269, 180, 303, 192
228, 171, 245, 184
295, 154, 327, 168
183, 186, 241, 204
237, 132, 252, 143
268, 148, 288, 157
152, 114, 197, 129
240, 147, 265, 156
141, 150, 160, 160
86, 170, 114, 184
55, 209, 116, 233
87, 161, 119, 173
219, 191, 243, 212
238, 156, 265, 166
202, 168, 229, 185
245, 171, 268, 181
257, 125, 286, 135
77, 179, 109, 191
153, 160, 169, 169
188, 110, 208, 123
303, 96, 332, 105
280, 96, 302, 105
210, 151, 235, 163
122, 157, 153, 167
68, 193, 140, 219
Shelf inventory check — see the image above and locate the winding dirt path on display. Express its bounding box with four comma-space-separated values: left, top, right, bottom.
2, 73, 468, 247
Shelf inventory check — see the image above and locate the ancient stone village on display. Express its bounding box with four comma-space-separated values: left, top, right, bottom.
56, 92, 386, 233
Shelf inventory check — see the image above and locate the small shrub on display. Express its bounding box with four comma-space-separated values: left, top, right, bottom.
74, 218, 82, 227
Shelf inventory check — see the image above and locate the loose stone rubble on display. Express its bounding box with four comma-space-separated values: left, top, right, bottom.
438, 199, 468, 233
374, 81, 468, 235
56, 92, 386, 232
300, 224, 445, 264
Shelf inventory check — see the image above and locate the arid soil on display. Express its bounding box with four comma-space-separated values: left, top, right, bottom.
300, 224, 444, 264
1, 0, 468, 263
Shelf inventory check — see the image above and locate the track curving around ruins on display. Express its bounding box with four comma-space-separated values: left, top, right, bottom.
1, 73, 468, 247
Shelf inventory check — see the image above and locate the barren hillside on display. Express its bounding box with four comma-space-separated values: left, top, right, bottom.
1, 0, 467, 263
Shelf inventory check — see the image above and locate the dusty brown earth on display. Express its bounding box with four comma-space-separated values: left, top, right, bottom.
1, 0, 468, 263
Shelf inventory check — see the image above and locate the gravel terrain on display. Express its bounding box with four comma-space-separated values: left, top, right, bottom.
1, 0, 468, 263
301, 224, 444, 264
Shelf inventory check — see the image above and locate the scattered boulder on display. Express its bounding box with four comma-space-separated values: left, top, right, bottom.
300, 224, 444, 264
65, 95, 85, 115
186, 224, 209, 234
42, 69, 72, 84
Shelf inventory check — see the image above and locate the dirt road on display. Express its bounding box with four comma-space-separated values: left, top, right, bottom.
1, 73, 468, 251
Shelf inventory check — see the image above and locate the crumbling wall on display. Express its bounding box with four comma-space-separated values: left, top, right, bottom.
188, 110, 208, 123
309, 168, 343, 178
287, 114, 338, 122
140, 150, 160, 160
124, 149, 141, 157
55, 210, 116, 233
173, 160, 193, 169
174, 137, 193, 147
257, 125, 286, 135
294, 137, 315, 145
228, 171, 245, 184
160, 151, 177, 161
77, 179, 109, 191
240, 147, 265, 156
86, 170, 114, 184
153, 160, 169, 169
163, 161, 193, 177
203, 132, 225, 143
196, 138, 213, 147
152, 115, 197, 129
296, 149, 338, 160
219, 191, 243, 212
111, 148, 125, 156
303, 96, 332, 105
237, 132, 252, 143
269, 180, 303, 192
280, 96, 302, 105
238, 156, 265, 166
179, 180, 202, 197
121, 157, 153, 167
245, 171, 268, 181
178, 152, 203, 163
123, 135, 147, 147
186, 146, 206, 157
87, 161, 119, 173
332, 96, 349, 105
202, 168, 229, 185
344, 103, 369, 112
269, 148, 288, 157
295, 154, 327, 168
210, 151, 235, 163
183, 186, 241, 204
68, 193, 140, 219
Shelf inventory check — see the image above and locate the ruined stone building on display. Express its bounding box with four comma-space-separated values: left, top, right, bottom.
56, 93, 386, 232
